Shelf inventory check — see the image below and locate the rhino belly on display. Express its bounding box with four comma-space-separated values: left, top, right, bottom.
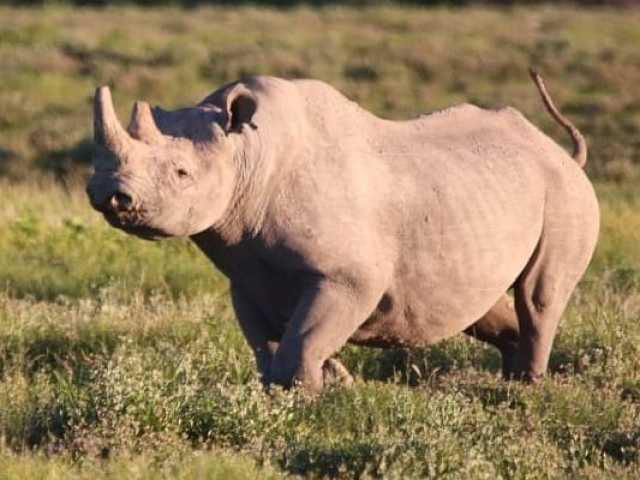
348, 282, 510, 348
349, 212, 542, 347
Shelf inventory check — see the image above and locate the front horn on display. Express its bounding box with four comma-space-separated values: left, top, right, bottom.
94, 86, 133, 156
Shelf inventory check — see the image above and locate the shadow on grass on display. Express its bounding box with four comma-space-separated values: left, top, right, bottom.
0, 146, 17, 175
286, 441, 383, 479
341, 337, 504, 388
0, 139, 92, 185
61, 42, 185, 71
32, 137, 93, 185
341, 336, 591, 394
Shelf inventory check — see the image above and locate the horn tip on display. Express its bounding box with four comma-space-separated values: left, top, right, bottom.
95, 85, 112, 103
128, 99, 163, 142
132, 100, 151, 115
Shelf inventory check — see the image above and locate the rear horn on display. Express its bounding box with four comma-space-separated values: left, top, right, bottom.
128, 100, 164, 144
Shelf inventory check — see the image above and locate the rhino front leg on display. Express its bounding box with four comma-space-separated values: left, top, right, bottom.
230, 285, 280, 382
269, 278, 380, 395
463, 293, 520, 378
231, 285, 354, 388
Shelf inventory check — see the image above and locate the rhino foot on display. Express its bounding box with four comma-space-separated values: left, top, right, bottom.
322, 358, 354, 388
503, 366, 545, 384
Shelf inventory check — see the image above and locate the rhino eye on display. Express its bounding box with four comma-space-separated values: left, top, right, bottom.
176, 168, 190, 179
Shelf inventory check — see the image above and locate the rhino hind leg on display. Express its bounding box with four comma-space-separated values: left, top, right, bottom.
463, 293, 520, 378
510, 226, 596, 383
511, 277, 570, 383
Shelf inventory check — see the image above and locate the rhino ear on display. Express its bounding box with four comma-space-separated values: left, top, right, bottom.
222, 83, 258, 134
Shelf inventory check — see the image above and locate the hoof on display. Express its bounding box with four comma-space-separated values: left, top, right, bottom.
504, 367, 545, 384
322, 358, 354, 388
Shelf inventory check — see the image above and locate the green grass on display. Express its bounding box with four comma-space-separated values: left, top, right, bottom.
2, 3, 640, 478
0, 178, 222, 300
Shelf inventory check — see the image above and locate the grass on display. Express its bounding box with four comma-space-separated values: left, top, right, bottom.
1, 3, 640, 478
0, 178, 222, 300
0, 449, 287, 479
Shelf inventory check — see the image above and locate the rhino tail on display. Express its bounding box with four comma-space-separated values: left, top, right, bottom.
528, 68, 587, 168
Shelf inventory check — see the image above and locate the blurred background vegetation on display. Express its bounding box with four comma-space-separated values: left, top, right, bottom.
1, 2, 639, 186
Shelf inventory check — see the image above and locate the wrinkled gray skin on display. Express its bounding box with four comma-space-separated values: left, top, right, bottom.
87, 71, 599, 394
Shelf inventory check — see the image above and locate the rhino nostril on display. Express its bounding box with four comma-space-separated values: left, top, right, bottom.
109, 191, 133, 212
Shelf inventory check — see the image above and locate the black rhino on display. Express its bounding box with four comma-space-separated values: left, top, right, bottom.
87, 70, 599, 394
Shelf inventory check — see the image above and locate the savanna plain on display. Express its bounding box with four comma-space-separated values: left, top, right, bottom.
1, 3, 640, 479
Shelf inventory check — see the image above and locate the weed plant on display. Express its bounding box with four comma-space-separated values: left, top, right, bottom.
1, 4, 640, 479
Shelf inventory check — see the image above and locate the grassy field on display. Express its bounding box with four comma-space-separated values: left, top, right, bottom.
1, 4, 640, 478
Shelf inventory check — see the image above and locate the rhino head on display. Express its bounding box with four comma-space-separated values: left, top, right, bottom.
86, 84, 257, 240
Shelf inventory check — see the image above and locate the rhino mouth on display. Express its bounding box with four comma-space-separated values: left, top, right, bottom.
101, 209, 169, 241
86, 185, 170, 240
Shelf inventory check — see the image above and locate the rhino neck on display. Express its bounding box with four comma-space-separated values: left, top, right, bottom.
196, 78, 307, 245
207, 116, 302, 245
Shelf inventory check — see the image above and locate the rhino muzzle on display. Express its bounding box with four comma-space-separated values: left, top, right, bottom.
87, 185, 135, 219
89, 85, 170, 238
110, 191, 133, 211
